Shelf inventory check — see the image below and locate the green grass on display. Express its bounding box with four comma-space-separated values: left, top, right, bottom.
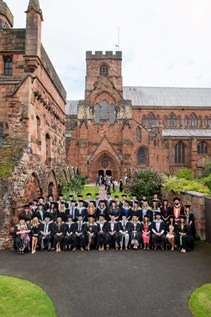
189, 283, 211, 317
81, 185, 129, 200
0, 276, 57, 317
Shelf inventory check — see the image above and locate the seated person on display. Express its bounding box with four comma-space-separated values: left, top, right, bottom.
151, 212, 166, 251
52, 216, 66, 252
130, 213, 141, 249
86, 215, 98, 251
119, 213, 131, 251
14, 215, 31, 254
166, 215, 178, 251
38, 213, 53, 251
64, 215, 76, 251
96, 214, 108, 251
72, 215, 87, 251
106, 213, 120, 251
140, 215, 152, 250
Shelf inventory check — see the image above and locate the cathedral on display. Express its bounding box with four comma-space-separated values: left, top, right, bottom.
66, 52, 211, 181
0, 0, 211, 248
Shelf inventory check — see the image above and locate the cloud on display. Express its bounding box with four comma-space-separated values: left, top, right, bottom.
6, 0, 211, 99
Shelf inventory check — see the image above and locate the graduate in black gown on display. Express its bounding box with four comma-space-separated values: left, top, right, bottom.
96, 214, 108, 251
52, 216, 66, 252
184, 205, 196, 240
86, 215, 98, 251
64, 215, 76, 251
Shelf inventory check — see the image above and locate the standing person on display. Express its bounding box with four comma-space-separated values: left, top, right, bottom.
166, 215, 178, 251
140, 201, 152, 222
130, 201, 141, 220
130, 194, 139, 208
130, 213, 141, 250
151, 212, 166, 251
172, 197, 184, 222
150, 193, 161, 208
113, 180, 118, 192
34, 204, 45, 222
105, 192, 113, 209
161, 199, 171, 223
14, 216, 31, 254
121, 200, 131, 220
46, 202, 57, 222
67, 200, 78, 221
140, 215, 152, 250
96, 200, 108, 220
97, 214, 107, 251
151, 200, 161, 222
94, 193, 101, 209
45, 194, 54, 211
119, 214, 130, 251
184, 205, 196, 240
75, 200, 87, 221
84, 193, 92, 208
57, 201, 67, 222
86, 215, 98, 251
31, 216, 40, 254
66, 195, 74, 209
109, 201, 121, 220
119, 178, 124, 192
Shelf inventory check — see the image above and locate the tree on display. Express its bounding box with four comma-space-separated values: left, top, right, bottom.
125, 168, 164, 199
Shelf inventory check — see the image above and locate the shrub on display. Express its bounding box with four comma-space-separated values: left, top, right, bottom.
200, 174, 211, 190
173, 168, 193, 180
62, 176, 87, 199
125, 168, 164, 199
200, 158, 211, 177
164, 177, 210, 194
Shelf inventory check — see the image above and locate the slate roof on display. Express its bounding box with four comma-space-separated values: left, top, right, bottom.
66, 100, 79, 115
123, 87, 211, 107
162, 129, 211, 137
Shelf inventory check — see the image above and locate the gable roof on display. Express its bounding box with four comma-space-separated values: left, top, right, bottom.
123, 86, 211, 107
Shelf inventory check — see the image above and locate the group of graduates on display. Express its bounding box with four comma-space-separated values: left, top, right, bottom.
13, 192, 196, 254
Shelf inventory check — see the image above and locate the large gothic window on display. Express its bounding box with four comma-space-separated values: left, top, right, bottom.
102, 100, 108, 120
100, 64, 108, 76
136, 127, 141, 141
142, 115, 147, 127
197, 141, 208, 154
137, 147, 147, 165
190, 113, 197, 128
109, 104, 115, 125
148, 113, 154, 128
4, 56, 13, 75
168, 113, 176, 127
95, 104, 100, 124
174, 141, 185, 164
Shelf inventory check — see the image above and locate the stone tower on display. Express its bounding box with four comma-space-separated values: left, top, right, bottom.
25, 0, 43, 59
85, 51, 123, 98
0, 0, 13, 30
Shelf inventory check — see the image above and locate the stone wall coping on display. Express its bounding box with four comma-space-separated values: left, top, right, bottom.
86, 51, 122, 59
182, 190, 209, 198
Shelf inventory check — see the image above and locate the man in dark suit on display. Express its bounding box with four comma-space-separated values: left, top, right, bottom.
151, 212, 166, 250
72, 215, 87, 251
106, 213, 120, 251
38, 213, 53, 251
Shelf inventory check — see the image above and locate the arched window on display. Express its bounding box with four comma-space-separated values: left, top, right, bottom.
184, 116, 189, 128
109, 104, 115, 125
102, 100, 108, 120
36, 116, 41, 144
174, 141, 185, 164
100, 64, 108, 76
168, 113, 176, 128
190, 113, 197, 128
4, 56, 13, 75
198, 116, 202, 128
137, 147, 147, 165
163, 116, 167, 127
142, 115, 147, 127
95, 104, 100, 124
197, 141, 208, 154
148, 113, 154, 128
136, 127, 141, 141
45, 134, 51, 163
177, 116, 181, 127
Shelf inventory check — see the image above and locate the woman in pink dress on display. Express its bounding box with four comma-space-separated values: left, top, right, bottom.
140, 215, 152, 250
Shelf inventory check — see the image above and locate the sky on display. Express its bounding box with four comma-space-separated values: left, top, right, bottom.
6, 0, 211, 100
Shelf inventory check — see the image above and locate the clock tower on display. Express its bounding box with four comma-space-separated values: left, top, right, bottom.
0, 0, 13, 30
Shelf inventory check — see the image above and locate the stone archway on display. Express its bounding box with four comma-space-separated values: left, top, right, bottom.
90, 152, 120, 181
22, 172, 42, 201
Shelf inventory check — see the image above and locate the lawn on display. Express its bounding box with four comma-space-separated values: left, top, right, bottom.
81, 185, 128, 200
0, 276, 57, 317
189, 283, 211, 317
